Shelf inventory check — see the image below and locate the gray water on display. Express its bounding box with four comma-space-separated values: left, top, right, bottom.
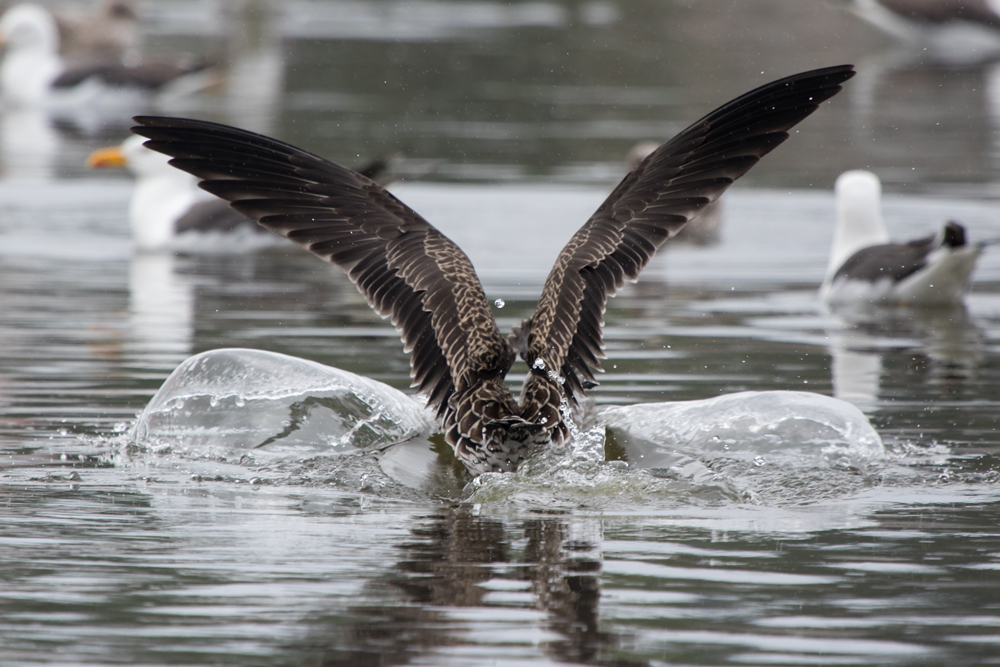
3, 1, 1000, 665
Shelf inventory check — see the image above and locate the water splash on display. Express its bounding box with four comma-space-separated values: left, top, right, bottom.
123, 352, 891, 508
130, 348, 434, 463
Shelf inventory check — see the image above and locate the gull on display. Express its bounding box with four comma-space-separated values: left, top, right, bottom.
837, 0, 1000, 62
131, 65, 854, 476
821, 169, 997, 307
87, 134, 392, 252
56, 0, 138, 65
0, 3, 212, 110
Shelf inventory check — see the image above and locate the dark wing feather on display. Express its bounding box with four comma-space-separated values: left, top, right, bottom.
526, 65, 855, 400
130, 116, 507, 417
53, 61, 206, 90
833, 233, 937, 284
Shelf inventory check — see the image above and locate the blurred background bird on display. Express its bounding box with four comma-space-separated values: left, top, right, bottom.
822, 169, 998, 307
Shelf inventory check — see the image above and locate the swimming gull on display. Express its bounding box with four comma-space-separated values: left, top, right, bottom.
821, 169, 997, 307
0, 3, 212, 109
87, 134, 392, 251
55, 0, 138, 65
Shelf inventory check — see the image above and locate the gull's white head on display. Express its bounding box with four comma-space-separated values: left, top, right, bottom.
0, 4, 62, 106
87, 134, 203, 251
87, 134, 185, 179
0, 4, 58, 54
121, 134, 176, 178
825, 170, 890, 282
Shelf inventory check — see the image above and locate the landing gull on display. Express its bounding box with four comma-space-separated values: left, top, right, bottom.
131, 65, 855, 476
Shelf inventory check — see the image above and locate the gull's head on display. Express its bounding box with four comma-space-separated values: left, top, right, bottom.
835, 169, 882, 223
102, 0, 138, 22
0, 4, 58, 53
826, 170, 890, 283
87, 135, 176, 179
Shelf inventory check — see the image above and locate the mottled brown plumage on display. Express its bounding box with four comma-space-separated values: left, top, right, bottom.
131, 64, 854, 476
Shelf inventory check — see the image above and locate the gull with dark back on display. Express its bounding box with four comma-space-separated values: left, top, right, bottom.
131, 64, 854, 476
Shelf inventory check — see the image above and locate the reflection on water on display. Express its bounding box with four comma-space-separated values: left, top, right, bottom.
828, 304, 985, 415
4, 478, 1000, 666
127, 252, 193, 361
2, 178, 999, 664
304, 509, 605, 666
0, 109, 58, 179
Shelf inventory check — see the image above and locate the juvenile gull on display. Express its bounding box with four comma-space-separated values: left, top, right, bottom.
821, 169, 997, 307
132, 65, 855, 476
626, 141, 722, 245
55, 0, 138, 65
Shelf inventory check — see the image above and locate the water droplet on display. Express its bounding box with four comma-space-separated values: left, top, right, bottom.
539, 417, 547, 424
533, 358, 546, 370
753, 456, 765, 467
234, 396, 246, 407
494, 298, 505, 308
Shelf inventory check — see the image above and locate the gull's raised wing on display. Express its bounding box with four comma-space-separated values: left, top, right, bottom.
131, 116, 508, 417
524, 65, 856, 399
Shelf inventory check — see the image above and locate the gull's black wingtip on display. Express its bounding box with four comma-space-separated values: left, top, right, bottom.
815, 63, 855, 86
131, 115, 190, 142
130, 115, 156, 140
797, 64, 856, 92
131, 115, 235, 142
767, 64, 855, 95
773, 64, 856, 95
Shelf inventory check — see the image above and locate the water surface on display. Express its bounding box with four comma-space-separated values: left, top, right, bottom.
3, 2, 1000, 665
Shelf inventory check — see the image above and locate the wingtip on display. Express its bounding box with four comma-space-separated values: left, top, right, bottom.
130, 115, 178, 140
